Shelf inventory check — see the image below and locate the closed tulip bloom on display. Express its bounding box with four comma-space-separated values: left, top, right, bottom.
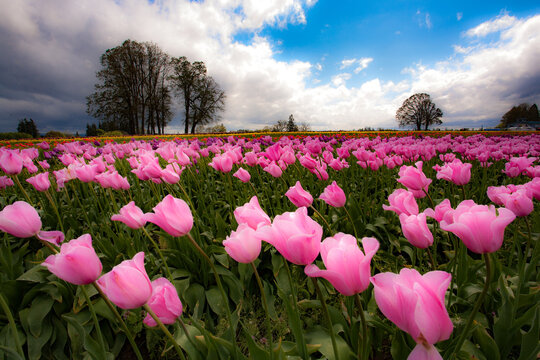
305, 234, 379, 296
397, 161, 432, 197
319, 181, 346, 207
0, 176, 14, 189
0, 150, 23, 175
26, 172, 51, 192
399, 213, 433, 249
383, 189, 419, 216
223, 223, 262, 263
435, 159, 472, 185
144, 195, 193, 237
0, 201, 42, 238
234, 196, 271, 230
96, 252, 152, 309
371, 269, 453, 360
233, 168, 251, 183
42, 234, 102, 285
143, 277, 183, 327
263, 162, 283, 177
111, 201, 147, 229
497, 189, 534, 217
209, 154, 233, 173
440, 200, 516, 254
285, 181, 313, 208
257, 207, 322, 265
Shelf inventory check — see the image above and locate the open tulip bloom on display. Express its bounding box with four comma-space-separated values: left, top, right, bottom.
305, 233, 379, 296
144, 277, 183, 327
371, 268, 453, 360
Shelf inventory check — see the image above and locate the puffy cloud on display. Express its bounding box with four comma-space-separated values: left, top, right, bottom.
466, 13, 517, 37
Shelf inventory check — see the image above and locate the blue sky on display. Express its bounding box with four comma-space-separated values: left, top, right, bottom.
0, 0, 539, 133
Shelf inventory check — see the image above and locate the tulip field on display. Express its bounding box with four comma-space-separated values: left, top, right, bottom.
0, 131, 539, 360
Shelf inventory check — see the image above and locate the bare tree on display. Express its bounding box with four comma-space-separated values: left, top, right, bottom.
189, 76, 226, 134
396, 93, 443, 130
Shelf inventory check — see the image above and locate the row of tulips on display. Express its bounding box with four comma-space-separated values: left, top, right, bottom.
0, 133, 539, 360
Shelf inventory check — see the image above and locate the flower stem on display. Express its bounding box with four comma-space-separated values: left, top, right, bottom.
309, 205, 332, 233
81, 285, 107, 354
186, 233, 239, 359
312, 278, 339, 360
44, 189, 64, 233
143, 304, 186, 360
355, 294, 368, 360
426, 247, 437, 270
91, 282, 144, 360
12, 176, 33, 206
251, 262, 274, 359
342, 206, 358, 239
449, 253, 491, 359
283, 260, 308, 359
0, 293, 24, 358
142, 227, 173, 280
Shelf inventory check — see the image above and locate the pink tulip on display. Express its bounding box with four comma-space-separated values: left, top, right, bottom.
263, 162, 283, 177
36, 231, 65, 246
440, 200, 516, 254
26, 172, 51, 192
0, 176, 14, 189
525, 178, 540, 201
0, 201, 42, 238
435, 159, 472, 185
96, 252, 152, 309
233, 196, 271, 230
285, 181, 313, 208
257, 207, 322, 265
143, 277, 183, 327
42, 234, 102, 285
424, 199, 453, 223
144, 195, 193, 237
305, 233, 379, 296
111, 201, 147, 229
223, 223, 262, 263
383, 189, 419, 216
399, 213, 433, 249
233, 168, 251, 183
371, 269, 453, 360
497, 189, 534, 217
319, 181, 346, 207
397, 161, 432, 198
209, 154, 233, 173
0, 150, 23, 175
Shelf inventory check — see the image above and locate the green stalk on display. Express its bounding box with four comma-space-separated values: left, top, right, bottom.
0, 293, 24, 358
91, 282, 144, 360
342, 206, 358, 239
142, 227, 173, 279
283, 260, 308, 359
81, 285, 107, 354
449, 253, 491, 359
250, 262, 274, 359
186, 233, 239, 359
426, 247, 437, 270
355, 294, 368, 360
309, 205, 332, 233
312, 278, 339, 360
143, 304, 186, 360
44, 189, 65, 233
12, 175, 33, 205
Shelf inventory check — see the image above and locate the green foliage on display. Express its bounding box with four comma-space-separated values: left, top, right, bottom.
0, 132, 33, 140
44, 130, 69, 138
497, 103, 539, 128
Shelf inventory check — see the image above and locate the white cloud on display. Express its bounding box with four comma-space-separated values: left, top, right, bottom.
331, 73, 351, 87
457, 12, 463, 21
465, 13, 517, 37
354, 58, 373, 73
425, 13, 432, 29
340, 58, 357, 69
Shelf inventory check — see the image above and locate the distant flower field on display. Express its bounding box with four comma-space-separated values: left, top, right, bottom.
0, 131, 538, 360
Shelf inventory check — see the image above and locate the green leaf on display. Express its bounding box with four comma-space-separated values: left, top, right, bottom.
473, 324, 500, 360
205, 287, 226, 316
305, 327, 354, 360
518, 307, 540, 360
27, 296, 54, 337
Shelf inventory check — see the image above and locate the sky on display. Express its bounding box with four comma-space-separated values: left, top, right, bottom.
0, 0, 539, 134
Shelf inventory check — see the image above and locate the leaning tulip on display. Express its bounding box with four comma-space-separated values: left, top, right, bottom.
399, 213, 433, 249
424, 199, 453, 223
26, 172, 51, 192
111, 201, 147, 229
42, 234, 102, 285
144, 195, 193, 237
435, 159, 472, 185
223, 223, 262, 263
0, 150, 23, 175
497, 189, 534, 217
383, 189, 418, 216
319, 181, 346, 207
440, 200, 516, 254
0, 201, 42, 238
371, 269, 453, 360
233, 196, 271, 230
305, 233, 379, 296
257, 207, 322, 265
233, 168, 251, 183
285, 181, 313, 208
143, 277, 183, 327
96, 252, 152, 309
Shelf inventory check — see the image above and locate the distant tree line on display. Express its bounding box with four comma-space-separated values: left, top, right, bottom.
497, 103, 539, 128
86, 40, 225, 135
17, 118, 39, 138
263, 114, 311, 132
